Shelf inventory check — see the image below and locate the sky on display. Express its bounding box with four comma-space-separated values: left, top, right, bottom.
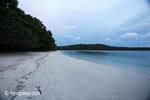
18, 0, 150, 47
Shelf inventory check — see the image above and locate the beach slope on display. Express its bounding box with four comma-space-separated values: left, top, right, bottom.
0, 51, 150, 100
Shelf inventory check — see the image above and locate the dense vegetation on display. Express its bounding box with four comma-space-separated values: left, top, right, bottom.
58, 44, 150, 50
0, 0, 56, 51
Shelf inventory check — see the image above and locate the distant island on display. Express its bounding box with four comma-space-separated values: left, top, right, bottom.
0, 0, 56, 51
58, 44, 150, 50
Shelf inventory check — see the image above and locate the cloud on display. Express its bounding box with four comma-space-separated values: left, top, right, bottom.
119, 32, 138, 38
143, 32, 150, 37
18, 0, 150, 46
118, 16, 150, 33
74, 37, 81, 40
116, 32, 150, 47
64, 35, 81, 41
59, 25, 76, 30
51, 25, 76, 32
118, 32, 150, 41
120, 32, 150, 38
64, 35, 74, 38
105, 38, 113, 41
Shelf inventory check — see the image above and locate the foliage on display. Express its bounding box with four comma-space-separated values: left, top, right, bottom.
58, 44, 150, 50
0, 0, 56, 51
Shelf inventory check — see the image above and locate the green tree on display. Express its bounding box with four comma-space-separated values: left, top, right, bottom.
0, 0, 56, 51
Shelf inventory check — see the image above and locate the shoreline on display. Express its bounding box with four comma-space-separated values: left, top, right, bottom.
0, 51, 150, 100
61, 51, 150, 74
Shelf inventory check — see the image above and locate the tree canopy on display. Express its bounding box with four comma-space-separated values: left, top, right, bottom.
0, 0, 56, 51
58, 44, 150, 50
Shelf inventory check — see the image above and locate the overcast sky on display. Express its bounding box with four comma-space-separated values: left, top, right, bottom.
18, 0, 150, 47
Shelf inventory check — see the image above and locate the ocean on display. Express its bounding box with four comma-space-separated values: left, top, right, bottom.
61, 50, 150, 73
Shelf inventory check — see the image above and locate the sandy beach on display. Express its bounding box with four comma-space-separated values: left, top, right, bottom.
0, 51, 150, 100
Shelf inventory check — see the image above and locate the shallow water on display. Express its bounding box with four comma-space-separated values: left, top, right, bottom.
61, 50, 150, 73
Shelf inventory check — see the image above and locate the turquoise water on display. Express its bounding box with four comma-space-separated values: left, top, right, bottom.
61, 50, 150, 73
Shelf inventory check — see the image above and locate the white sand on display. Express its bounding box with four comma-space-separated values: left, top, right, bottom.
0, 51, 150, 100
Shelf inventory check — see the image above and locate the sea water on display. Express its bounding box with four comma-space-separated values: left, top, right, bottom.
61, 50, 150, 73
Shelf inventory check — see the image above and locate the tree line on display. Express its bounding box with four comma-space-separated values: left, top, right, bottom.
58, 44, 150, 50
0, 0, 56, 51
